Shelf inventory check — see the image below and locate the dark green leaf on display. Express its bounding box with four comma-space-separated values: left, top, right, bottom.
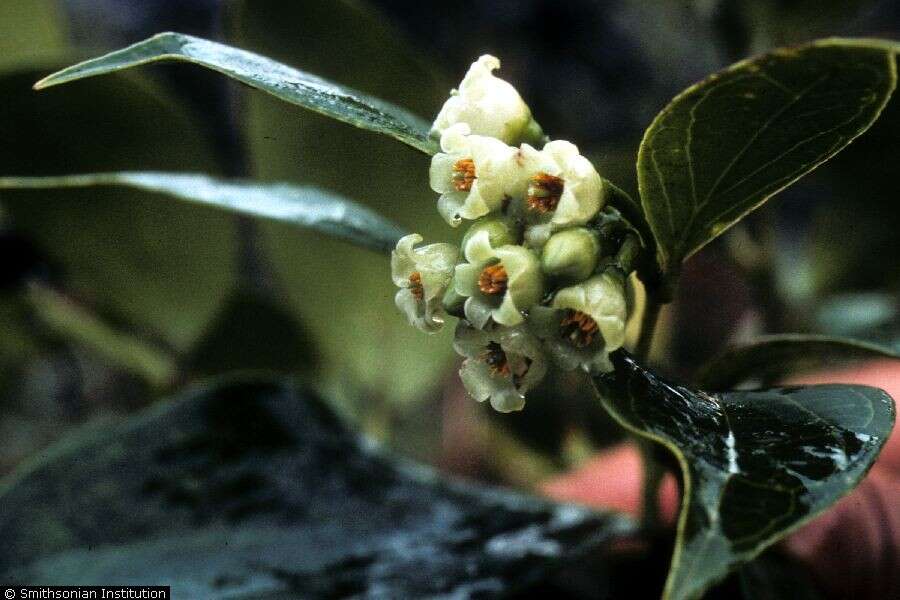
637, 39, 897, 277
32, 32, 438, 154
0, 379, 634, 596
0, 172, 407, 254
696, 334, 900, 390
594, 351, 895, 600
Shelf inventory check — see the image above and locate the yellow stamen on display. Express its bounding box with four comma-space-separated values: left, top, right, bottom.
408, 271, 424, 300
527, 172, 564, 213
560, 310, 599, 348
452, 158, 476, 192
478, 264, 508, 295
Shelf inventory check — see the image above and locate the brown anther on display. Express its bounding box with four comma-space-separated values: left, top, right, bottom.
560, 309, 599, 348
526, 172, 564, 213
452, 158, 477, 192
482, 342, 510, 376
478, 264, 508, 295
408, 271, 424, 300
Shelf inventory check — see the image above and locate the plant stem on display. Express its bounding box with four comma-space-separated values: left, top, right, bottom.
635, 294, 664, 532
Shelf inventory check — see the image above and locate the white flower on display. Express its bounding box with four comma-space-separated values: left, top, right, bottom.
529, 270, 627, 373
454, 320, 547, 412
431, 55, 543, 145
454, 230, 543, 328
429, 124, 526, 226
517, 140, 605, 248
391, 234, 459, 332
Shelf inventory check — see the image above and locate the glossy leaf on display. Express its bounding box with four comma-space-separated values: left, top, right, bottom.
0, 172, 407, 254
0, 379, 634, 596
33, 32, 439, 154
697, 334, 900, 390
593, 351, 895, 600
637, 39, 898, 276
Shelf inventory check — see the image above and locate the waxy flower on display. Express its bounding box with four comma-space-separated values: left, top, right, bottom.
518, 140, 605, 247
454, 320, 547, 412
430, 124, 526, 226
391, 234, 459, 332
454, 229, 543, 328
431, 55, 543, 145
529, 270, 627, 373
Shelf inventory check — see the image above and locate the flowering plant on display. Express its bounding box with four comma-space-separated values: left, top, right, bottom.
1, 17, 898, 600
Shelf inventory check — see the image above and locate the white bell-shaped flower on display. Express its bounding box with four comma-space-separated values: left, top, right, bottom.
454, 230, 543, 328
429, 123, 527, 226
518, 140, 606, 248
529, 270, 627, 373
431, 55, 543, 145
391, 234, 459, 332
454, 321, 547, 412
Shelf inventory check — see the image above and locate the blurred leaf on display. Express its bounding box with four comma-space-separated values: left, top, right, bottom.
637, 39, 897, 278
0, 378, 634, 596
0, 67, 233, 350
186, 287, 317, 378
34, 32, 438, 155
25, 283, 176, 389
815, 293, 900, 348
232, 0, 455, 404
696, 334, 900, 390
0, 0, 69, 72
0, 172, 407, 255
594, 351, 895, 600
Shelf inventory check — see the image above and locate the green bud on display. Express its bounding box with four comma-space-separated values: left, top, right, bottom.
540, 227, 599, 283
461, 217, 519, 250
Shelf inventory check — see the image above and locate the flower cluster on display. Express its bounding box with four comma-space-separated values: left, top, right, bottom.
393, 55, 638, 412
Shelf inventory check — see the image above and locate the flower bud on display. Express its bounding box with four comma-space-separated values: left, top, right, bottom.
460, 217, 520, 251
454, 230, 543, 328
391, 234, 459, 332
453, 320, 547, 412
431, 55, 544, 146
540, 227, 600, 283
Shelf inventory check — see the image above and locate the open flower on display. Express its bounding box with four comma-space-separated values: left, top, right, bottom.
431, 54, 543, 145
454, 229, 543, 328
391, 234, 459, 332
529, 270, 627, 373
454, 320, 547, 412
517, 140, 605, 247
430, 123, 526, 226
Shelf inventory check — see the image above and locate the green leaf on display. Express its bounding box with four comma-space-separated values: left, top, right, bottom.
33, 32, 439, 155
594, 351, 895, 600
637, 39, 898, 277
0, 172, 407, 254
697, 334, 900, 390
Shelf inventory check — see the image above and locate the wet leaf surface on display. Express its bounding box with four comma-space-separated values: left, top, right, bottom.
0, 379, 634, 597
593, 351, 895, 600
33, 32, 438, 154
0, 172, 407, 255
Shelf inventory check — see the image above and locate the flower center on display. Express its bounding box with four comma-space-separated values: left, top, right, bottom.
408, 271, 424, 300
527, 172, 564, 213
478, 263, 508, 295
482, 342, 510, 376
452, 158, 477, 192
560, 310, 599, 348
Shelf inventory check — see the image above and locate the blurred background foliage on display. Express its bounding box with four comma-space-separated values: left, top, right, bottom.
0, 0, 898, 486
